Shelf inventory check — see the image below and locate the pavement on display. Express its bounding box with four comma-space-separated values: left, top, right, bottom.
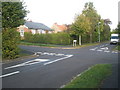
1, 42, 119, 88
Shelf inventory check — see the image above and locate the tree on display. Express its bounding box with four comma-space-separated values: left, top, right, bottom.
71, 14, 91, 45
2, 2, 28, 59
112, 22, 120, 34
2, 2, 28, 29
82, 2, 100, 43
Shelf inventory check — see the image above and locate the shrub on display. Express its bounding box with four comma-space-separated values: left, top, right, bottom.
2, 28, 20, 59
23, 32, 71, 45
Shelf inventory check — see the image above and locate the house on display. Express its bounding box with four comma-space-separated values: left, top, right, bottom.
17, 21, 53, 37
51, 23, 68, 33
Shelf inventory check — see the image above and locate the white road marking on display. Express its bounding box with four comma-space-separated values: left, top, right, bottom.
112, 51, 118, 53
36, 52, 66, 56
89, 49, 95, 51
0, 71, 20, 78
100, 47, 108, 50
43, 52, 50, 55
89, 47, 98, 51
55, 54, 65, 56
44, 55, 73, 65
5, 59, 49, 69
104, 51, 110, 53
97, 49, 103, 52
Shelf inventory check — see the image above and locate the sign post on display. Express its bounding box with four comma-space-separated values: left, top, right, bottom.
73, 40, 77, 47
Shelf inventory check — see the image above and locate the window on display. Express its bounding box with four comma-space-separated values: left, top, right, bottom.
20, 30, 24, 37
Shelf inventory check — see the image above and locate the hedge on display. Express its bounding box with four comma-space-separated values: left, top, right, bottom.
2, 28, 20, 59
23, 32, 71, 45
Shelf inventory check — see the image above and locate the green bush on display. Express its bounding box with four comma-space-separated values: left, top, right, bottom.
2, 28, 20, 59
23, 32, 71, 45
23, 31, 110, 45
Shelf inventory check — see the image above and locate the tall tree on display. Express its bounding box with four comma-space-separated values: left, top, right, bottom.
113, 22, 120, 34
2, 2, 28, 59
71, 14, 91, 45
82, 2, 100, 43
2, 2, 28, 29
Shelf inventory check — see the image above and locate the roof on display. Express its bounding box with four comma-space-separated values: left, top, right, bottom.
52, 23, 68, 31
25, 21, 52, 31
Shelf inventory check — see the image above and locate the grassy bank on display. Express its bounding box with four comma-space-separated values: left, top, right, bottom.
61, 64, 112, 89
114, 45, 120, 51
19, 41, 100, 48
19, 41, 68, 47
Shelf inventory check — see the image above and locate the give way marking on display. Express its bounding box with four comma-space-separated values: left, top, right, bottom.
5, 59, 49, 70
2, 54, 73, 78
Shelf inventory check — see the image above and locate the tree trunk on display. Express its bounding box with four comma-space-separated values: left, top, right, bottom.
90, 33, 92, 43
79, 35, 82, 45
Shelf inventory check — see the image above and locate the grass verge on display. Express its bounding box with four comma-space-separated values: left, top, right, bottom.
19, 41, 101, 48
60, 64, 112, 89
19, 41, 69, 47
114, 45, 120, 51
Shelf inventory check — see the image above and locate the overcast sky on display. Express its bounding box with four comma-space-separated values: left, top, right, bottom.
24, 0, 119, 30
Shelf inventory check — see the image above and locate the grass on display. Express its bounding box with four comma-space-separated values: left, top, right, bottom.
19, 41, 69, 47
61, 64, 112, 89
114, 45, 120, 51
19, 41, 101, 48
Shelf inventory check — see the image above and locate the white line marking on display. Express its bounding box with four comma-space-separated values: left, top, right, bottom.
5, 59, 49, 69
100, 47, 108, 50
64, 54, 73, 57
43, 52, 50, 55
97, 49, 103, 52
112, 51, 118, 53
89, 49, 95, 51
36, 52, 66, 57
89, 47, 98, 51
44, 55, 73, 65
104, 51, 110, 53
55, 54, 65, 56
0, 71, 20, 78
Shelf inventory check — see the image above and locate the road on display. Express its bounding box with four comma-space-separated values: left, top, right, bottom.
1, 43, 118, 88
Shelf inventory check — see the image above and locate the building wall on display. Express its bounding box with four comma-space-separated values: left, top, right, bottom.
17, 25, 53, 37
51, 23, 68, 33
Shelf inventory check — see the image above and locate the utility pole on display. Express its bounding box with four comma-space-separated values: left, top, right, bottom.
98, 22, 101, 43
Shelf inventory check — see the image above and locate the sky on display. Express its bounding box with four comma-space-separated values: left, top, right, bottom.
23, 0, 119, 30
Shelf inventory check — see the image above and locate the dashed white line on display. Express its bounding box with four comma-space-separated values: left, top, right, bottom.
35, 52, 66, 56
0, 71, 20, 78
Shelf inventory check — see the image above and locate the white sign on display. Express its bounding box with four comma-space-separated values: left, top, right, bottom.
73, 40, 77, 46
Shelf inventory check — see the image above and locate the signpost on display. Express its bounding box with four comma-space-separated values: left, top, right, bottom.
73, 40, 77, 47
